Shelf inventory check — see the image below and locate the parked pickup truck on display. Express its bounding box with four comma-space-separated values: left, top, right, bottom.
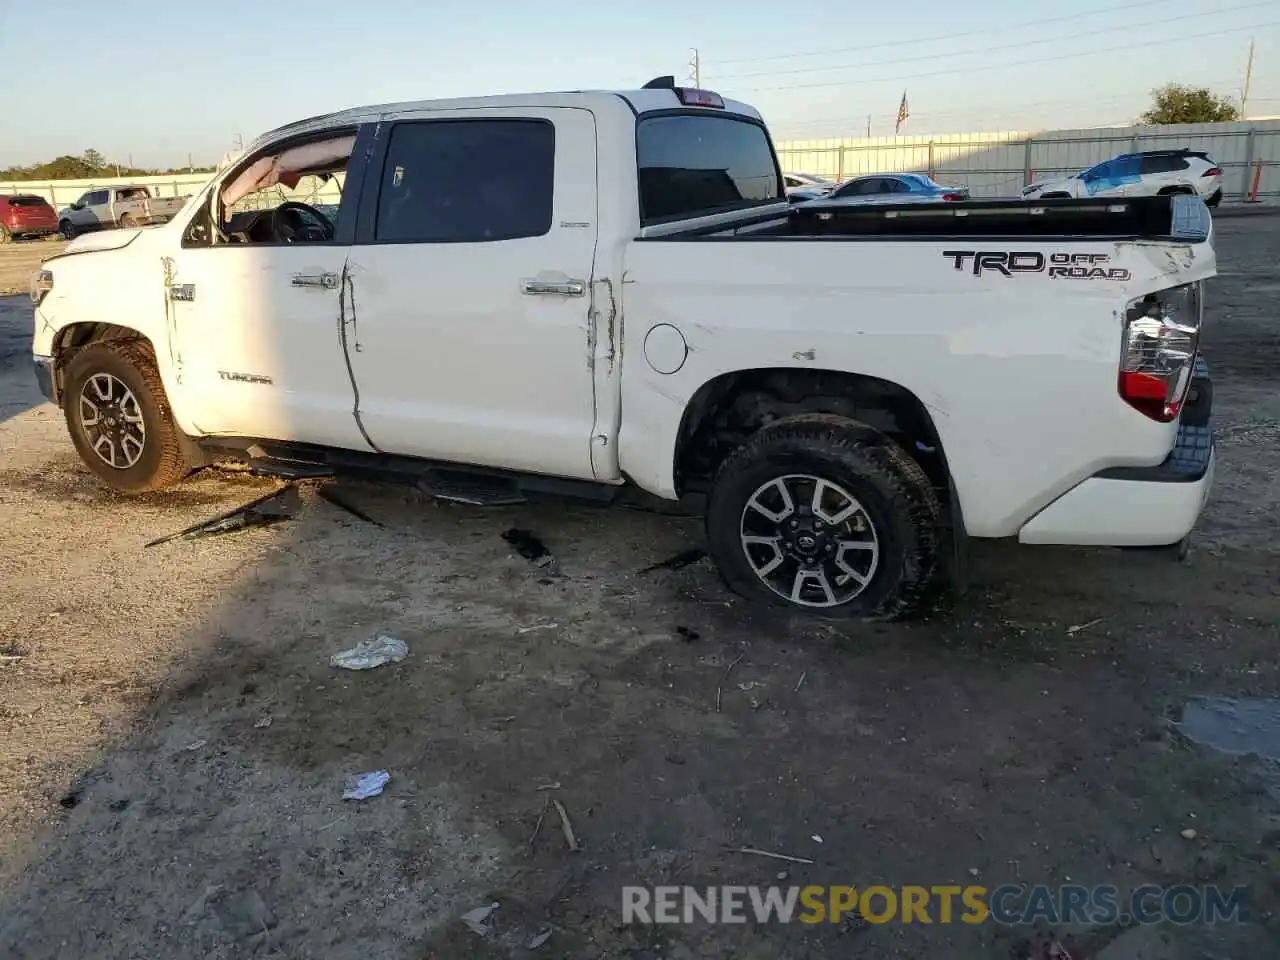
57, 185, 189, 240
28, 78, 1217, 618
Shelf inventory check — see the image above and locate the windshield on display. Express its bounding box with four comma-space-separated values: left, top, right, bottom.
636, 113, 782, 224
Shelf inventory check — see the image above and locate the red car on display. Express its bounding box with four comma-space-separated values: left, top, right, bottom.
0, 194, 59, 241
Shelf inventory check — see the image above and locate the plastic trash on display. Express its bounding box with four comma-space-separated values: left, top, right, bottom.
342, 770, 391, 801
461, 901, 499, 937
330, 634, 408, 670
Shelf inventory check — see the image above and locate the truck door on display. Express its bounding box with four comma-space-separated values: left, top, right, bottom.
342, 107, 601, 481
163, 128, 371, 451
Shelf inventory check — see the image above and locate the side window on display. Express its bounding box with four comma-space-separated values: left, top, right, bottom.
1141, 154, 1188, 174
374, 119, 554, 243
86, 190, 108, 206
784, 176, 801, 188
857, 178, 883, 194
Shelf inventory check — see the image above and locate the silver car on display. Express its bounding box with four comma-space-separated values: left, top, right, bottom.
814, 173, 969, 207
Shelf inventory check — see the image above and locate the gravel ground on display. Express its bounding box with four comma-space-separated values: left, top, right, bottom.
0, 219, 1278, 959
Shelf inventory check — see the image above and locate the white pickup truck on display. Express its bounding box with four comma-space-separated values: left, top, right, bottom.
28, 78, 1217, 618
57, 185, 189, 240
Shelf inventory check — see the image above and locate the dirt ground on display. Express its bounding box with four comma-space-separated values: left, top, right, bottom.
0, 237, 64, 297
1, 218, 1278, 960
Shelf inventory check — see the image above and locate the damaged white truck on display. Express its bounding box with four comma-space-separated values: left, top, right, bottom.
29, 78, 1216, 618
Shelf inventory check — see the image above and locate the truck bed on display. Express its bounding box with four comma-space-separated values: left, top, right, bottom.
656, 194, 1211, 243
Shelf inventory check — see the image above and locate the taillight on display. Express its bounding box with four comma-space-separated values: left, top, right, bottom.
1118, 282, 1203, 422
1203, 166, 1221, 177
941, 192, 963, 202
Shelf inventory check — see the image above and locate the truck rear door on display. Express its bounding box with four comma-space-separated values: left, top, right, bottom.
342, 106, 602, 481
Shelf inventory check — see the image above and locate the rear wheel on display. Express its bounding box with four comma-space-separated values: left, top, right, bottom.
706, 414, 941, 620
0, 225, 10, 243
62, 341, 192, 493
1206, 190, 1222, 208
120, 213, 137, 228
59, 220, 75, 240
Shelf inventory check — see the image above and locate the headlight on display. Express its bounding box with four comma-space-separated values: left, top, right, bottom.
29, 269, 53, 306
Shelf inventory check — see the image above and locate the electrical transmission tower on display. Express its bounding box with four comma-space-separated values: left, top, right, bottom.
687, 48, 701, 87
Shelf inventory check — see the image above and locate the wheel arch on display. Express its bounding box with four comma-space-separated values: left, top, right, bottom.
672, 366, 952, 500
51, 322, 155, 407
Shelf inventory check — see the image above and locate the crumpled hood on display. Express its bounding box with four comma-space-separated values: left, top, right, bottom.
47, 228, 144, 261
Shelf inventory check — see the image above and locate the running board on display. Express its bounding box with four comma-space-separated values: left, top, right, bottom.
200, 437, 623, 506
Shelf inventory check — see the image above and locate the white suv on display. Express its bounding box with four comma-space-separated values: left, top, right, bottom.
1023, 149, 1223, 207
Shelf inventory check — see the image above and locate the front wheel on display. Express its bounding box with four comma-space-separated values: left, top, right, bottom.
706, 414, 942, 620
62, 341, 193, 493
59, 220, 75, 240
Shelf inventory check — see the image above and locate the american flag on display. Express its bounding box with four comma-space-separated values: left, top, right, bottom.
895, 91, 910, 135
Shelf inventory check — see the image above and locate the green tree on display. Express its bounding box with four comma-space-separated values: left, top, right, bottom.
1139, 84, 1241, 125
81, 148, 106, 170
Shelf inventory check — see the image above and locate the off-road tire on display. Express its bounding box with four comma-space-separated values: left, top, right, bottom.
120, 214, 137, 229
62, 341, 192, 494
705, 413, 942, 621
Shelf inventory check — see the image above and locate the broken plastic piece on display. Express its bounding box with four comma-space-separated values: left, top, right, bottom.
144, 485, 296, 547
638, 547, 708, 574
330, 634, 408, 670
460, 901, 499, 937
502, 528, 562, 575
342, 770, 391, 800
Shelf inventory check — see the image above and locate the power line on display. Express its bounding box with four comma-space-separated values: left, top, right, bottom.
712, 1, 1273, 81
764, 81, 1243, 131
726, 21, 1280, 94
710, 0, 1176, 65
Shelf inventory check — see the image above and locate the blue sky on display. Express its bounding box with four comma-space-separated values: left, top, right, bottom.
0, 0, 1275, 167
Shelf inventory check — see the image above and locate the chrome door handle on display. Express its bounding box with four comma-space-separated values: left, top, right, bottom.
521, 278, 585, 297
292, 272, 338, 289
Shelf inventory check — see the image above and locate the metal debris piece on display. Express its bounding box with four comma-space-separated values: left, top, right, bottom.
552, 798, 580, 852
184, 739, 208, 752
1067, 618, 1102, 635
342, 770, 391, 801
794, 671, 807, 692
528, 928, 553, 949
638, 547, 708, 574
519, 621, 559, 634
502, 528, 562, 576
254, 716, 273, 729
461, 901, 499, 937
730, 846, 815, 865
144, 485, 297, 547
317, 485, 383, 526
330, 634, 409, 670
535, 782, 562, 791
1181, 827, 1198, 840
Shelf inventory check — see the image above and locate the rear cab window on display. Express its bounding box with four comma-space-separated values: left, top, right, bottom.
636, 112, 782, 225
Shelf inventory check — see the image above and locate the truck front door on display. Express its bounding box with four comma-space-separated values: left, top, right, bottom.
342, 107, 601, 481
163, 131, 371, 451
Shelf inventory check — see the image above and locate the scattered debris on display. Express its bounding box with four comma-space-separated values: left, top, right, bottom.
144, 485, 297, 547
184, 739, 208, 752
716, 652, 747, 712
254, 716, 273, 729
342, 770, 391, 801
318, 815, 347, 832
519, 621, 559, 634
638, 547, 708, 574
525, 802, 548, 855
0, 654, 24, 663
675, 625, 701, 642
316, 485, 383, 526
330, 633, 409, 670
1066, 618, 1103, 635
812, 834, 824, 844
59, 786, 84, 809
730, 846, 815, 865
502, 528, 562, 576
969, 867, 980, 877
461, 901, 499, 937
776, 871, 788, 881
794, 671, 807, 692
1181, 828, 1199, 840
552, 798, 580, 852
535, 782, 562, 791
665, 754, 686, 766
528, 928, 553, 949
1047, 941, 1074, 960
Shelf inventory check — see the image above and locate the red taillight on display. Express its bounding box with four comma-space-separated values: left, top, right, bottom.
1118, 284, 1203, 422
1203, 167, 1221, 177
941, 192, 963, 202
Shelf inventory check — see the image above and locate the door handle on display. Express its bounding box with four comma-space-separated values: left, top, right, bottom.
521, 278, 585, 297
292, 272, 339, 289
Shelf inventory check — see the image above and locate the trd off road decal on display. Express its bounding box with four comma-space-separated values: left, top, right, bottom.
942, 250, 1131, 281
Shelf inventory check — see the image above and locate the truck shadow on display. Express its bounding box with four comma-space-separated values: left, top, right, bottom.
1, 456, 1279, 959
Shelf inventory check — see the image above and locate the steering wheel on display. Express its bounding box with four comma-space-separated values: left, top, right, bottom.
272, 201, 334, 243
